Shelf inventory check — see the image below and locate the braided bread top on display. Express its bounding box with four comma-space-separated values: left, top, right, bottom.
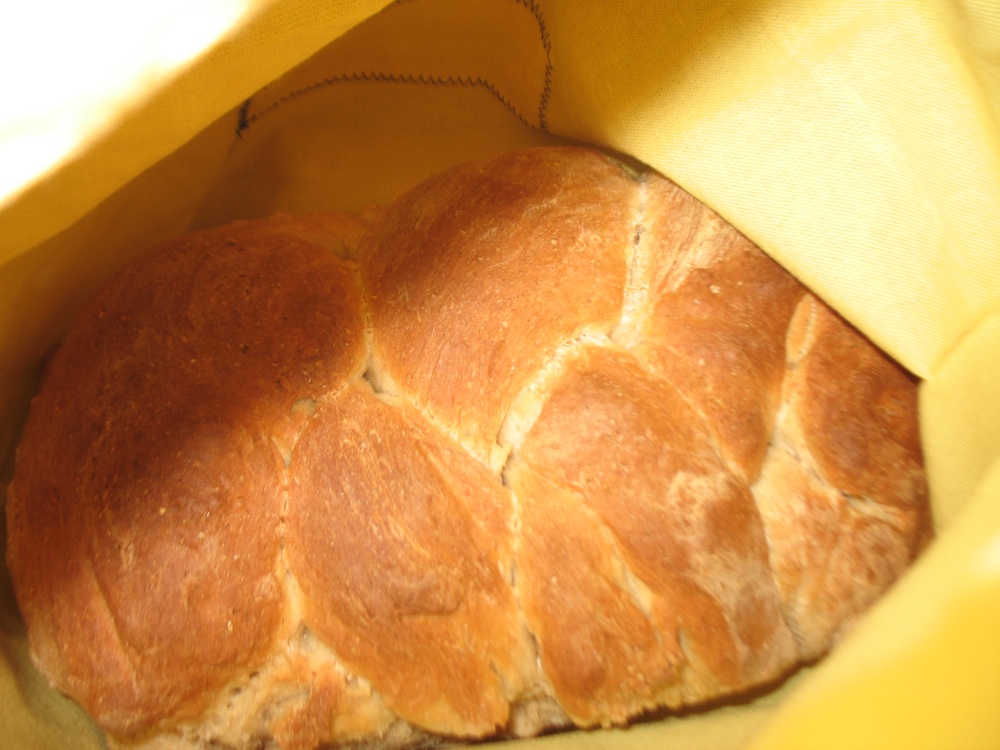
6, 147, 931, 750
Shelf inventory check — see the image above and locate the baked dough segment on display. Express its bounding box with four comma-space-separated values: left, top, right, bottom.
784, 297, 927, 511
509, 461, 685, 726
509, 343, 797, 725
753, 297, 932, 657
359, 147, 637, 470
623, 176, 805, 484
285, 382, 531, 739
6, 221, 369, 736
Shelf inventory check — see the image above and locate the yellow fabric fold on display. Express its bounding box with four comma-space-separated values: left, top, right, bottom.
750, 253, 1000, 750
540, 0, 1000, 380
0, 0, 394, 266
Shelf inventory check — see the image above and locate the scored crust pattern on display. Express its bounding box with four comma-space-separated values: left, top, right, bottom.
5, 147, 931, 750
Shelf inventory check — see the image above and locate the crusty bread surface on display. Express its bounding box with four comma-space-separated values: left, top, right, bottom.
5, 147, 931, 750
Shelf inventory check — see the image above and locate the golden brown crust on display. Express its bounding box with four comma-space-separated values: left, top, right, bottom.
791, 298, 927, 509
359, 147, 637, 469
7, 220, 368, 734
754, 296, 931, 657
623, 175, 806, 482
511, 461, 685, 726
286, 382, 530, 737
510, 343, 797, 721
5, 147, 931, 750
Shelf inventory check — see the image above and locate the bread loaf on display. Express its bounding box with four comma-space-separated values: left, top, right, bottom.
5, 147, 931, 750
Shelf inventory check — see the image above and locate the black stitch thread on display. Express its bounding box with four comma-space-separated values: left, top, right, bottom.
517, 0, 553, 131
236, 98, 252, 137
243, 71, 538, 130
238, 0, 554, 135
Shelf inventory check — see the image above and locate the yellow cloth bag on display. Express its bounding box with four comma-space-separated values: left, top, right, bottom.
2, 1, 999, 748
